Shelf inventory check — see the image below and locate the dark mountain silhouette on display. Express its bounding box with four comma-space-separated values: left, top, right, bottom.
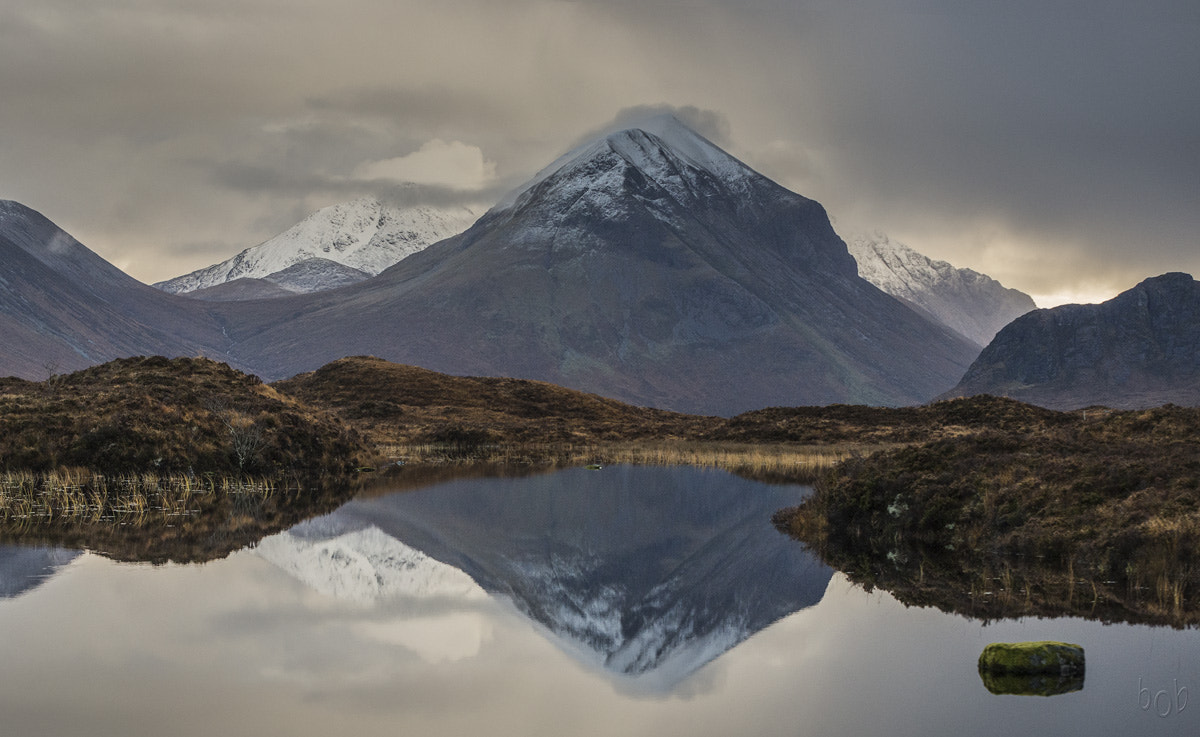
945, 272, 1200, 409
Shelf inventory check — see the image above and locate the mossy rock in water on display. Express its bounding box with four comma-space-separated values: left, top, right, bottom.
979, 670, 1085, 697
978, 641, 1085, 676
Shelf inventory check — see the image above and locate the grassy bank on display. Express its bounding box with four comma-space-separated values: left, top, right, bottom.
776, 402, 1200, 626
0, 468, 280, 524
0, 467, 359, 564
0, 356, 376, 561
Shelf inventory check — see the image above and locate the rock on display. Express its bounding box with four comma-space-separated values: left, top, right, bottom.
978, 641, 1085, 676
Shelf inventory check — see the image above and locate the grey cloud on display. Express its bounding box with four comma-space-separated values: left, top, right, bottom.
572, 105, 734, 149
727, 2, 1200, 299
305, 87, 507, 134
205, 160, 503, 209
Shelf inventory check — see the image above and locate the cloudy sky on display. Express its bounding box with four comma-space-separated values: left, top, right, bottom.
1, 0, 1197, 306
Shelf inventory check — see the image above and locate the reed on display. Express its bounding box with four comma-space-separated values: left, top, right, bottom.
380, 440, 869, 483
0, 469, 285, 523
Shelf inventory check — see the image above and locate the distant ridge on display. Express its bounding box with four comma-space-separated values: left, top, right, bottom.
944, 272, 1200, 409
846, 232, 1036, 346
155, 197, 479, 296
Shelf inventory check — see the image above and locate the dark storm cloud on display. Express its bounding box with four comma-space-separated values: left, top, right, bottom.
0, 0, 1195, 299
718, 1, 1200, 301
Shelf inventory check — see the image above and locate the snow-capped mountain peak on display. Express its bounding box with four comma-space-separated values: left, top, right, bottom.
622, 113, 753, 182
155, 197, 480, 295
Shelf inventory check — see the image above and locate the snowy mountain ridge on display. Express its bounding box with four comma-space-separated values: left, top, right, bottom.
846, 232, 1037, 347
155, 197, 479, 295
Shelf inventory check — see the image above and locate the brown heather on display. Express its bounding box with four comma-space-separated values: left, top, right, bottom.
269, 356, 712, 446
0, 355, 373, 480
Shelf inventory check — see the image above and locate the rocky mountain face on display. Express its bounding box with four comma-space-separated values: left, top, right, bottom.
945, 272, 1200, 409
846, 232, 1036, 347
217, 116, 978, 414
0, 200, 232, 379
155, 197, 479, 296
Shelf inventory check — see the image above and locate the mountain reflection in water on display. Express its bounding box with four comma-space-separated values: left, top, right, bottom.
253, 465, 833, 688
0, 545, 79, 598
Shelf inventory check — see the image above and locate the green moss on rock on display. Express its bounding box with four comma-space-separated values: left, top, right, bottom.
978, 641, 1085, 677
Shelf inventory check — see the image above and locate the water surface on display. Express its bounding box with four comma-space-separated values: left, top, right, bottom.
0, 465, 1195, 736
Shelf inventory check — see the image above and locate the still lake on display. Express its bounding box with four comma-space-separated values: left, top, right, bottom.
0, 465, 1195, 736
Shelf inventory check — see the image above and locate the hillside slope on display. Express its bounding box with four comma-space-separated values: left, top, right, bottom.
0, 201, 233, 378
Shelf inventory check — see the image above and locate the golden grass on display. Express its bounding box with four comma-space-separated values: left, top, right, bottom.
0, 468, 281, 525
375, 440, 878, 484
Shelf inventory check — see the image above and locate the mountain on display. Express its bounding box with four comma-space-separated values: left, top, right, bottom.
269, 465, 832, 688
944, 272, 1200, 409
2, 117, 979, 413
0, 200, 232, 379
259, 258, 372, 293
155, 197, 479, 296
846, 232, 1036, 347
216, 115, 979, 414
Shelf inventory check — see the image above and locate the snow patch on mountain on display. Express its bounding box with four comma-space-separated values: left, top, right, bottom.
496, 114, 756, 212
847, 232, 1037, 347
156, 197, 479, 295
252, 525, 486, 605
